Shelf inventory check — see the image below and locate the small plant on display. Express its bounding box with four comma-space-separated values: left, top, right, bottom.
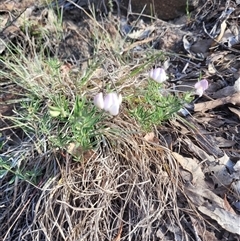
0, 155, 40, 185
49, 95, 104, 151
127, 66, 208, 131
0, 41, 106, 160
129, 79, 192, 131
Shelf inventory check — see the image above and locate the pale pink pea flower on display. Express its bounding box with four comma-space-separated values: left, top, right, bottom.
194, 79, 209, 97
94, 92, 122, 116
149, 67, 167, 83
93, 92, 104, 109
104, 92, 122, 116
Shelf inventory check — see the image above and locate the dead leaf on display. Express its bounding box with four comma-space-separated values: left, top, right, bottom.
221, 28, 240, 47
170, 119, 189, 135
198, 203, 240, 235
172, 152, 207, 187
211, 86, 236, 98
67, 142, 83, 157
206, 78, 226, 93
127, 26, 155, 40
211, 77, 240, 98
182, 138, 216, 162
0, 3, 15, 12
15, 6, 35, 27
143, 132, 155, 142
223, 194, 236, 214
233, 161, 240, 172
184, 182, 225, 208
214, 136, 236, 148
190, 215, 219, 241
211, 20, 227, 48
144, 131, 160, 144
207, 153, 240, 195
235, 77, 240, 91
208, 61, 217, 74
194, 92, 240, 112
176, 117, 222, 157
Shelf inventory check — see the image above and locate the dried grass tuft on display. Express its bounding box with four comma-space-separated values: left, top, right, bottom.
0, 116, 189, 241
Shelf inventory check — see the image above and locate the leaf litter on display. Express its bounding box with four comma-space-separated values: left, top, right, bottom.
0, 0, 240, 240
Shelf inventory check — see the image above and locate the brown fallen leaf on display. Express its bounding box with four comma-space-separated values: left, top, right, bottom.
172, 152, 208, 188
144, 132, 155, 142
207, 153, 240, 200
223, 194, 236, 214
189, 215, 219, 241
211, 86, 236, 99
184, 182, 225, 208
198, 203, 240, 235
194, 92, 240, 112
211, 78, 240, 99
228, 106, 240, 119
143, 131, 159, 144
214, 136, 236, 148
183, 136, 220, 160
0, 3, 15, 12
211, 19, 227, 48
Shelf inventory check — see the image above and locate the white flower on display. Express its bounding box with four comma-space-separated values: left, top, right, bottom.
149, 67, 167, 83
195, 79, 209, 97
94, 92, 122, 116
104, 92, 122, 116
93, 92, 104, 109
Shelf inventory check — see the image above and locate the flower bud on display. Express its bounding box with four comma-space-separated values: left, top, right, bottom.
195, 79, 208, 97
149, 67, 167, 83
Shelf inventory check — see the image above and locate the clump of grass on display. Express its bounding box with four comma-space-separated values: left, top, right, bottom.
0, 46, 106, 155
0, 7, 198, 241
0, 32, 194, 158
0, 154, 40, 185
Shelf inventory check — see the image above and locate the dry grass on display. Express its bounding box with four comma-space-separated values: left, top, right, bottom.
1, 1, 239, 240
0, 116, 188, 240
0, 8, 188, 239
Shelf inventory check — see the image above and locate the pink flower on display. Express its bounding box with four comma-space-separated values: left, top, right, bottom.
195, 79, 209, 97
93, 92, 104, 109
149, 67, 167, 83
104, 92, 122, 116
94, 92, 122, 116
